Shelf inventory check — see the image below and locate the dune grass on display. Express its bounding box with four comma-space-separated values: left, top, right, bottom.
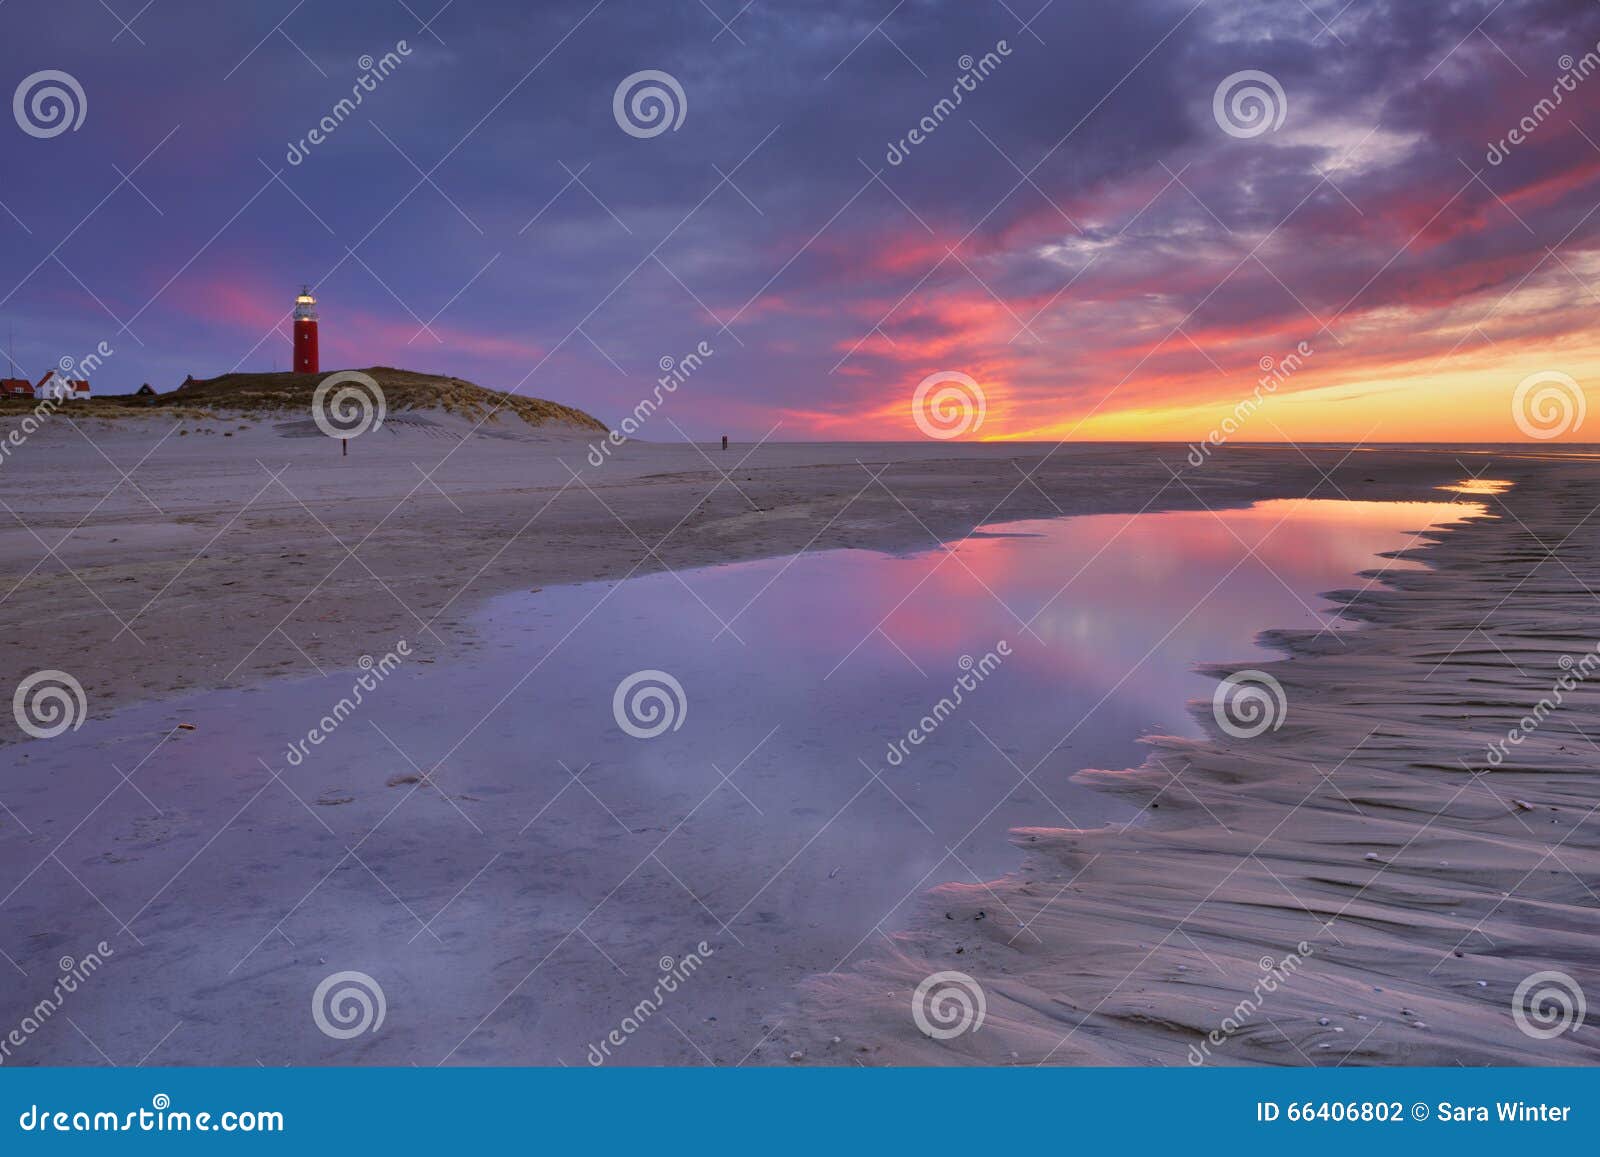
0, 366, 606, 431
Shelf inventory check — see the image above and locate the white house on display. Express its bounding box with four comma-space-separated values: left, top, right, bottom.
33, 371, 90, 402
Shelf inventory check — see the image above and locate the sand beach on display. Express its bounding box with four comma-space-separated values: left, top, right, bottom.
3, 399, 1594, 1065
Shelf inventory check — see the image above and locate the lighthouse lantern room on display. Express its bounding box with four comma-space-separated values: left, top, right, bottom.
293, 286, 319, 374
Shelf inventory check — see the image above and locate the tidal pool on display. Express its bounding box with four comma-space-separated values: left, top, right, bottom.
0, 495, 1483, 1065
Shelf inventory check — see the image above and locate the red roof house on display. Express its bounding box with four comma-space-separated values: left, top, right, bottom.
33, 371, 90, 402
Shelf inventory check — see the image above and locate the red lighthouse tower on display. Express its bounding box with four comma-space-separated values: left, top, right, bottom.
292, 286, 319, 374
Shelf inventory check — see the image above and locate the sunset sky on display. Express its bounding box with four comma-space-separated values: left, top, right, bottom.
3, 0, 1599, 441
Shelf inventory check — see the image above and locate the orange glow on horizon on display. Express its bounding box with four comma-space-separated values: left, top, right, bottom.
967, 341, 1600, 445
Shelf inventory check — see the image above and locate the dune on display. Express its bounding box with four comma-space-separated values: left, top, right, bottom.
0, 366, 607, 433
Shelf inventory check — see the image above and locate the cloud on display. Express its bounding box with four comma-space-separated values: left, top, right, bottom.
2, 0, 1598, 440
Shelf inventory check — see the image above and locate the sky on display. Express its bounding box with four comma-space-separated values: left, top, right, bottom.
2, 0, 1599, 442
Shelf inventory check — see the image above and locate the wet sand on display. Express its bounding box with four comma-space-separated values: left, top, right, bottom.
774, 456, 1600, 1066
3, 410, 1595, 1065
0, 412, 1489, 715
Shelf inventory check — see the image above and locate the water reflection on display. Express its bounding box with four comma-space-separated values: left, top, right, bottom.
0, 495, 1485, 1064
1437, 477, 1512, 496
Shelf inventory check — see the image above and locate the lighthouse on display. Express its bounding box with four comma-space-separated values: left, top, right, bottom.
292, 286, 319, 374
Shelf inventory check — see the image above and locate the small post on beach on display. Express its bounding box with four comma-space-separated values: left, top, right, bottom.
721, 434, 728, 451
342, 437, 347, 457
